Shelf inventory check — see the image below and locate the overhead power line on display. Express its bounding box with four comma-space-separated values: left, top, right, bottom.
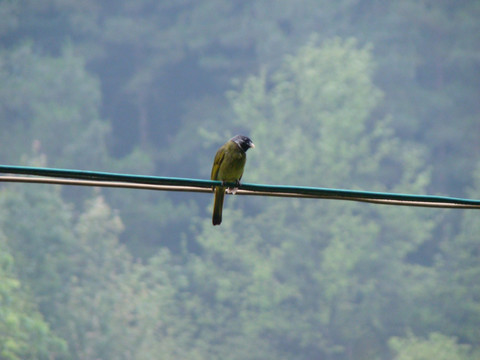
0, 165, 479, 209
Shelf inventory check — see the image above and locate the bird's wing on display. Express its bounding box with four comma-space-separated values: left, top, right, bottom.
211, 146, 226, 180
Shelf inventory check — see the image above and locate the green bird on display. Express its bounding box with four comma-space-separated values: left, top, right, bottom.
211, 135, 255, 225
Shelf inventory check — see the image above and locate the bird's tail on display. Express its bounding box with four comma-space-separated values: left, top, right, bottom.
212, 187, 225, 225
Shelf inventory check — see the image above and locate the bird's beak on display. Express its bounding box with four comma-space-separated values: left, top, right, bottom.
250, 143, 255, 148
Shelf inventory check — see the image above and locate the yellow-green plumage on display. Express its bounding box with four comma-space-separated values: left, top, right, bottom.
211, 135, 254, 225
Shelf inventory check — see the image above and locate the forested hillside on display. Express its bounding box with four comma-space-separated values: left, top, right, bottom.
0, 1, 479, 359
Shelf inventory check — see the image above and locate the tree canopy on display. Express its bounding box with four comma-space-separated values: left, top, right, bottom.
0, 1, 478, 359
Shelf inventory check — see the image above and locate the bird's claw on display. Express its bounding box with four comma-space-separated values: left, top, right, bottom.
226, 180, 240, 195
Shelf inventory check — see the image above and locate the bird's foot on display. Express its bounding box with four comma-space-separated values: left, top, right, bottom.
226, 180, 241, 195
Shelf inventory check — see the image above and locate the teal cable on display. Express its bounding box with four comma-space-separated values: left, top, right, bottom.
1, 165, 479, 209
0, 165, 214, 188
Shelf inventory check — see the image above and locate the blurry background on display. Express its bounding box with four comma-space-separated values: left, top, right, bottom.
0, 1, 479, 359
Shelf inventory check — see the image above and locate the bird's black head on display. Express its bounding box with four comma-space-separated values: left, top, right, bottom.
231, 135, 255, 153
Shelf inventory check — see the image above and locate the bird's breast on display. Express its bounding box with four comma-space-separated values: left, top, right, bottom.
217, 150, 246, 181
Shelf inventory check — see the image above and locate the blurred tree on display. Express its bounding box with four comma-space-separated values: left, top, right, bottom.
55, 201, 207, 359
0, 183, 132, 359
0, 43, 109, 169
2, 0, 477, 262
0, 231, 67, 360
189, 37, 436, 359
2, 0, 478, 196
0, 2, 478, 359
389, 332, 473, 360
428, 162, 480, 346
0, 41, 197, 256
55, 195, 132, 360
102, 147, 200, 258
356, 0, 480, 194
0, 183, 77, 324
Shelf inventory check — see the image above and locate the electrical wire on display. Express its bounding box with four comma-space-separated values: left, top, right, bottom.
0, 165, 479, 209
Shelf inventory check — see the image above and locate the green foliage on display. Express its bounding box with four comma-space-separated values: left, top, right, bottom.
0, 43, 109, 168
389, 332, 472, 360
55, 196, 133, 360
0, 2, 479, 360
428, 162, 480, 345
0, 184, 136, 359
0, 234, 67, 360
2, 0, 479, 192
0, 184, 76, 320
191, 38, 436, 359
0, 40, 197, 256
230, 37, 382, 186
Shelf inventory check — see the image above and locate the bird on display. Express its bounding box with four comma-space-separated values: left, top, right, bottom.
211, 135, 255, 225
